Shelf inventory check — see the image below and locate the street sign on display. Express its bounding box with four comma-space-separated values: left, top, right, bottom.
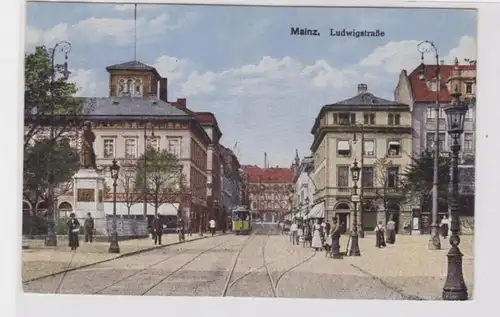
351, 195, 360, 202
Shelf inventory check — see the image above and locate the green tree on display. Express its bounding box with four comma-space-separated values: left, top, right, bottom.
399, 150, 451, 211
134, 148, 187, 216
24, 45, 84, 148
118, 163, 141, 215
23, 136, 79, 214
371, 156, 396, 220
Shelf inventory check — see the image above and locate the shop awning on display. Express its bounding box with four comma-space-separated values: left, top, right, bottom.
305, 202, 325, 219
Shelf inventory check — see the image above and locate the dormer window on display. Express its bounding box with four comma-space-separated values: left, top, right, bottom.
337, 140, 351, 157
334, 113, 355, 125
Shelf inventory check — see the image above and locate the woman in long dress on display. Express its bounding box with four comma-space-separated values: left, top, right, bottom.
311, 219, 323, 251
67, 213, 81, 251
440, 215, 449, 239
330, 217, 342, 259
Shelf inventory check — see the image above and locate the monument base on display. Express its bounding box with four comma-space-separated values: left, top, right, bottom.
73, 168, 107, 235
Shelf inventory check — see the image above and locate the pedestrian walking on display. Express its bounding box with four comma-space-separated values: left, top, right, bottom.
330, 217, 342, 259
177, 219, 185, 242
67, 213, 80, 251
311, 219, 323, 251
304, 222, 312, 247
323, 220, 331, 255
152, 215, 163, 245
290, 221, 298, 245
386, 217, 396, 244
374, 221, 386, 248
84, 212, 94, 243
209, 218, 216, 236
440, 215, 449, 239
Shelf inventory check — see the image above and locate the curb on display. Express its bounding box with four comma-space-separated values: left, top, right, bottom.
23, 235, 217, 284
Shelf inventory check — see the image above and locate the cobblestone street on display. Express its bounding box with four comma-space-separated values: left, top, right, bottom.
22, 233, 474, 299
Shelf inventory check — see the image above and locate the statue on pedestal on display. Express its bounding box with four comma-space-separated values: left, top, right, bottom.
81, 121, 97, 170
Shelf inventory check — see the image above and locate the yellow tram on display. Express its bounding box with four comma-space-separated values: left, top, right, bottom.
231, 206, 252, 235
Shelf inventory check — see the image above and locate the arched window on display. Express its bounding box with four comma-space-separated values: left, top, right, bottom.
117, 79, 126, 95
252, 202, 257, 210
133, 79, 143, 97
126, 79, 133, 93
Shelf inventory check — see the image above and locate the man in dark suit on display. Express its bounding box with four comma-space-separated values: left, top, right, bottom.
152, 215, 163, 245
84, 212, 95, 243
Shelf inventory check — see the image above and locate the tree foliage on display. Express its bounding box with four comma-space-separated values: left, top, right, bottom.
400, 150, 451, 209
118, 163, 141, 215
23, 136, 79, 213
134, 148, 188, 216
371, 156, 395, 212
24, 46, 84, 148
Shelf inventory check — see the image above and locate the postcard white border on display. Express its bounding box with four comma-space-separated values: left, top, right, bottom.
3, 0, 499, 316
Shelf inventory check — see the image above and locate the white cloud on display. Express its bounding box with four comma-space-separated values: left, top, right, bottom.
26, 11, 197, 47
68, 68, 106, 97
181, 71, 217, 96
112, 4, 158, 11
152, 55, 191, 83
359, 36, 477, 74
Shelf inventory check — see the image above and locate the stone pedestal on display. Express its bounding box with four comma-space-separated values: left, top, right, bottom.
73, 168, 107, 235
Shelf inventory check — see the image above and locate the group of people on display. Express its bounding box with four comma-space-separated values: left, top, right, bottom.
287, 216, 401, 257
67, 212, 95, 251
288, 217, 343, 258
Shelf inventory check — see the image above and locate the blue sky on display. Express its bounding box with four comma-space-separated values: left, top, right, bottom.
26, 2, 476, 167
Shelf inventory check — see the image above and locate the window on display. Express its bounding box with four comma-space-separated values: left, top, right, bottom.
387, 140, 401, 157
426, 107, 436, 121
147, 137, 160, 150
252, 202, 256, 210
124, 138, 137, 158
363, 140, 375, 156
465, 108, 473, 121
465, 82, 473, 94
387, 167, 399, 188
362, 167, 374, 188
334, 113, 356, 125
438, 133, 446, 152
426, 133, 435, 151
464, 133, 474, 152
438, 108, 445, 120
103, 138, 115, 158
337, 166, 349, 187
167, 138, 181, 157
337, 140, 351, 157
363, 113, 375, 125
388, 113, 401, 125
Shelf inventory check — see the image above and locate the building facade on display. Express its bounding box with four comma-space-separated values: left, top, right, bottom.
310, 83, 412, 233
243, 165, 293, 223
291, 153, 316, 219
394, 58, 476, 222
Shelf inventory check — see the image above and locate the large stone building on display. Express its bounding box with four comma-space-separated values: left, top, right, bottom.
310, 83, 412, 233
25, 60, 216, 232
219, 145, 242, 212
243, 165, 293, 223
394, 58, 476, 223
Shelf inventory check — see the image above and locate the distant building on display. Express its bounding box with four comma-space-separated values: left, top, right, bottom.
242, 165, 293, 223
291, 152, 315, 219
219, 145, 242, 222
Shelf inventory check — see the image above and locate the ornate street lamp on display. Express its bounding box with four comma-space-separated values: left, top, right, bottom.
417, 40, 442, 250
45, 40, 72, 247
349, 159, 361, 256
442, 86, 469, 300
109, 159, 120, 254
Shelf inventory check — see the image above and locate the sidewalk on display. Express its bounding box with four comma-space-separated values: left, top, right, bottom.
343, 234, 474, 300
22, 233, 213, 282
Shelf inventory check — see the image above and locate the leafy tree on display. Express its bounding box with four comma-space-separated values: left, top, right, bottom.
23, 136, 79, 214
370, 157, 396, 220
399, 150, 451, 212
118, 163, 141, 215
24, 45, 84, 148
134, 148, 187, 216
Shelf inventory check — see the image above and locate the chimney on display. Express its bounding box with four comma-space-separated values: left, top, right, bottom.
357, 83, 368, 94
156, 79, 160, 99
159, 77, 168, 102
176, 98, 186, 108
440, 60, 444, 65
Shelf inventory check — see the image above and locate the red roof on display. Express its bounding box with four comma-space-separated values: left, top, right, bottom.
409, 64, 476, 103
242, 166, 293, 183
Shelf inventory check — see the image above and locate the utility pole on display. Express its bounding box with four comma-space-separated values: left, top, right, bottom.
353, 123, 365, 238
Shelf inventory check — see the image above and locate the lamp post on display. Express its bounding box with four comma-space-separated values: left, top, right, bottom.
442, 86, 469, 300
352, 123, 365, 238
417, 40, 442, 250
45, 41, 72, 247
109, 159, 120, 254
349, 159, 361, 256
